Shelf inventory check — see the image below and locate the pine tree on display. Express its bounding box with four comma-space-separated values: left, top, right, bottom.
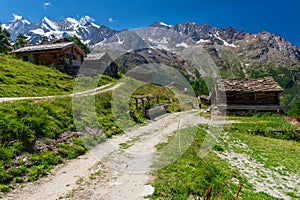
14, 34, 28, 48
0, 24, 11, 53
67, 36, 90, 54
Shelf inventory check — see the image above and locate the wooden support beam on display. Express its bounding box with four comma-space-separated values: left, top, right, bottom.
141, 99, 145, 116
135, 98, 139, 110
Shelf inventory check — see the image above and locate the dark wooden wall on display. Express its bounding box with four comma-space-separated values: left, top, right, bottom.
15, 46, 84, 67
226, 92, 280, 105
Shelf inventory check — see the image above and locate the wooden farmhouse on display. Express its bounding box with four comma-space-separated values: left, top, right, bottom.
79, 53, 119, 77
12, 41, 86, 75
211, 77, 288, 113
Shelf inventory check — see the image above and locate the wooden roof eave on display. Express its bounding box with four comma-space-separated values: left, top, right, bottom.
13, 49, 65, 55
13, 42, 87, 57
62, 43, 86, 57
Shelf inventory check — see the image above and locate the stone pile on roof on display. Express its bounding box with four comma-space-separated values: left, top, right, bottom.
12, 42, 75, 53
217, 77, 283, 92
79, 53, 119, 77
84, 53, 106, 60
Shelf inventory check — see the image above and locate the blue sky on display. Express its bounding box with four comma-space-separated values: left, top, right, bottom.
1, 0, 300, 45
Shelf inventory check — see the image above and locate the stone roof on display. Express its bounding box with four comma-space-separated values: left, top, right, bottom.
85, 53, 106, 60
217, 77, 283, 92
12, 42, 75, 53
79, 53, 118, 76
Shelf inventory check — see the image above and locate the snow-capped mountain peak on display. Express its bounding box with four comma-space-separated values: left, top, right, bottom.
41, 16, 58, 31
12, 13, 30, 24
13, 14, 23, 21
3, 16, 300, 82
79, 15, 93, 26
66, 17, 80, 26
3, 15, 118, 46
148, 21, 173, 29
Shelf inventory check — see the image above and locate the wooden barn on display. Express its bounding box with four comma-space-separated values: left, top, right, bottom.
79, 53, 119, 77
211, 77, 288, 113
12, 41, 86, 75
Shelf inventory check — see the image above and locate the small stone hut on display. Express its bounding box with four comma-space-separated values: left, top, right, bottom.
211, 77, 288, 113
79, 53, 119, 77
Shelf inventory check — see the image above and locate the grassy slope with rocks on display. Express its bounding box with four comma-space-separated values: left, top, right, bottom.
150, 114, 300, 199
0, 90, 125, 194
0, 55, 123, 193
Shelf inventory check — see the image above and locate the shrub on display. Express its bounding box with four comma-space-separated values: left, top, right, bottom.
213, 145, 224, 152
30, 151, 63, 167
0, 184, 9, 193
8, 165, 27, 177
287, 96, 300, 116
0, 170, 13, 184
27, 165, 48, 182
58, 144, 86, 159
15, 177, 23, 183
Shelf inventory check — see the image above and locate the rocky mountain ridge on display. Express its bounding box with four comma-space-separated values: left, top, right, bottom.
2, 15, 118, 46
2, 16, 300, 89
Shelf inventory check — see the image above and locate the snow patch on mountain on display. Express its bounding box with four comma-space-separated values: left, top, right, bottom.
116, 35, 124, 44
197, 39, 210, 44
176, 42, 188, 48
30, 28, 45, 35
2, 24, 9, 30
159, 22, 172, 28
91, 23, 100, 28
214, 31, 236, 47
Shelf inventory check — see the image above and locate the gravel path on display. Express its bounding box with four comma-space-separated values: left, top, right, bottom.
3, 111, 212, 200
0, 83, 123, 103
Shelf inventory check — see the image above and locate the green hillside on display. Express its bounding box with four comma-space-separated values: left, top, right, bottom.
0, 54, 122, 193
150, 115, 300, 199
0, 54, 74, 97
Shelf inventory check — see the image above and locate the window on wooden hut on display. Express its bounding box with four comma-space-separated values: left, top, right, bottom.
65, 53, 71, 58
23, 56, 28, 61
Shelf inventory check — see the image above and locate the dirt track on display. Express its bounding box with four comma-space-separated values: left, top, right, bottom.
4, 111, 211, 200
0, 83, 123, 103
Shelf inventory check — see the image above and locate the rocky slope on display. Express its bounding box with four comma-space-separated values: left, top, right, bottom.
149, 21, 300, 80
91, 21, 300, 92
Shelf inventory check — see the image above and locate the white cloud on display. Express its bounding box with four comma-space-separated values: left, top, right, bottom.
108, 17, 116, 23
43, 2, 51, 9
